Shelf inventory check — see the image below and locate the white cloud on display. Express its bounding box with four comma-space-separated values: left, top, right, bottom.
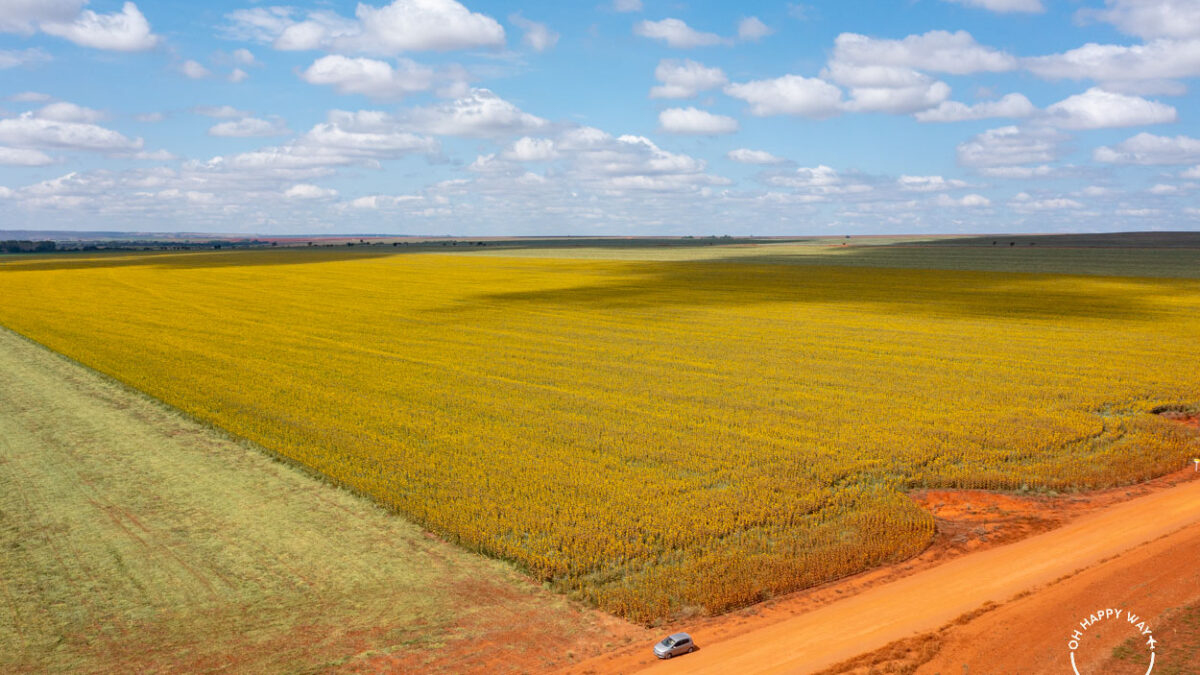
37, 102, 104, 123
1183, 165, 1200, 179
193, 105, 252, 119
727, 148, 786, 165
941, 0, 1044, 13
229, 68, 249, 83
978, 165, 1055, 178
830, 30, 1018, 76
1148, 183, 1179, 194
840, 75, 950, 114
936, 193, 991, 206
181, 59, 211, 79
347, 194, 423, 208
1025, 39, 1200, 93
658, 107, 738, 135
724, 75, 843, 118
1086, 0, 1200, 40
40, 2, 160, 51
0, 112, 142, 153
0, 0, 83, 34
503, 137, 558, 161
135, 112, 165, 123
301, 55, 434, 99
0, 47, 50, 69
824, 31, 1013, 115
898, 175, 968, 192
650, 59, 727, 99
613, 0, 642, 12
510, 13, 558, 52
209, 117, 291, 138
231, 48, 257, 66
9, 91, 51, 102
634, 18, 727, 48
915, 93, 1036, 122
404, 88, 547, 138
194, 111, 439, 181
284, 183, 338, 199
1043, 87, 1176, 129
737, 17, 772, 41
0, 146, 54, 166
1093, 132, 1200, 164
957, 125, 1064, 167
226, 0, 505, 54
1009, 193, 1083, 210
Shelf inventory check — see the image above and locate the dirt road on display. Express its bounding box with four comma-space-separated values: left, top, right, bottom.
572, 471, 1200, 674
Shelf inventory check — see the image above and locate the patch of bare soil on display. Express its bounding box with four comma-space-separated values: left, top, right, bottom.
563, 454, 1200, 675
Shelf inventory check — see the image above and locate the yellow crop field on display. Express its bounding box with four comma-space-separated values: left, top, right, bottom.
1, 248, 1197, 624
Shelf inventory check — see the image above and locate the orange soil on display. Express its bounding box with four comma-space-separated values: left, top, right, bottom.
561, 460, 1200, 675
915, 522, 1200, 674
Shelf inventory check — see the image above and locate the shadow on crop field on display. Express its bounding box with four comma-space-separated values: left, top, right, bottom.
459, 256, 1186, 323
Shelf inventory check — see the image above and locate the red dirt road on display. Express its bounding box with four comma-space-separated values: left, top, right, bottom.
575, 474, 1200, 675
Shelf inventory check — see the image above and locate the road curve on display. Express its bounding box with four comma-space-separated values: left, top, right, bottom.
637, 475, 1200, 674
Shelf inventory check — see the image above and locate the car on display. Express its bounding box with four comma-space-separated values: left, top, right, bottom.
653, 632, 697, 659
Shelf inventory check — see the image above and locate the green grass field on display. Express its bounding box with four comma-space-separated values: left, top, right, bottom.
0, 328, 640, 674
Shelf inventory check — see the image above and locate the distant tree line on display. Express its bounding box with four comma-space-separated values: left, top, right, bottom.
1, 240, 56, 253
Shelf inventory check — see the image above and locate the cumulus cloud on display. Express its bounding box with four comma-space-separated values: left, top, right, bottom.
510, 13, 558, 52
897, 175, 968, 192
1009, 192, 1083, 210
0, 0, 84, 34
0, 47, 50, 69
231, 48, 257, 66
502, 137, 558, 161
209, 117, 291, 138
824, 31, 1014, 115
658, 107, 738, 135
403, 88, 547, 138
181, 60, 211, 79
957, 125, 1065, 167
915, 93, 1036, 122
650, 59, 727, 99
40, 2, 160, 51
634, 18, 728, 48
936, 193, 991, 206
1025, 39, 1200, 94
941, 0, 1044, 13
193, 110, 439, 182
0, 146, 54, 166
724, 75, 843, 118
1043, 87, 1176, 129
1084, 0, 1200, 40
737, 17, 772, 41
613, 0, 642, 11
830, 30, 1018, 76
36, 102, 104, 123
301, 55, 434, 99
284, 183, 338, 199
193, 105, 252, 119
1093, 132, 1200, 164
0, 111, 142, 153
727, 148, 786, 165
225, 0, 505, 54
229, 68, 249, 83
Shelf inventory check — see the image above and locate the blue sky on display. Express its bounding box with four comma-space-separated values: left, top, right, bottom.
2, 0, 1199, 235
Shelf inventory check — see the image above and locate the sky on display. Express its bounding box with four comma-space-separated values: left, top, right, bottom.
1, 0, 1200, 235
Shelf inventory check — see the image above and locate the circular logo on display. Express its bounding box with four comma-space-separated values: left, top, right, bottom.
1067, 608, 1156, 674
